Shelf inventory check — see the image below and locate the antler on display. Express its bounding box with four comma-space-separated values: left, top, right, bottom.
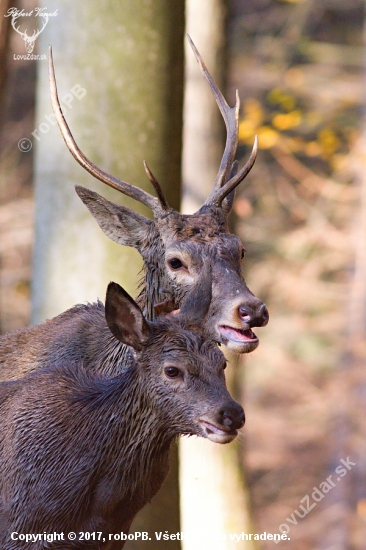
48, 46, 170, 217
143, 161, 170, 211
187, 35, 257, 208
208, 137, 257, 207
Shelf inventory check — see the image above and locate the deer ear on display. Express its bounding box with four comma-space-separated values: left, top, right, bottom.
180, 263, 212, 325
75, 186, 153, 249
105, 282, 152, 351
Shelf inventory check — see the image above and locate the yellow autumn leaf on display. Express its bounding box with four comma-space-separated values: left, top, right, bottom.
257, 126, 279, 148
267, 89, 296, 111
272, 110, 302, 130
281, 96, 296, 111
318, 128, 340, 157
239, 119, 256, 142
267, 88, 283, 104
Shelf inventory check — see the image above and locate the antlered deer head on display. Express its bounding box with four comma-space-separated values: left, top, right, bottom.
48, 37, 269, 354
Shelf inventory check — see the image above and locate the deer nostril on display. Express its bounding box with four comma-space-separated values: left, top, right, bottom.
222, 411, 233, 428
238, 305, 251, 322
221, 409, 245, 430
239, 302, 269, 328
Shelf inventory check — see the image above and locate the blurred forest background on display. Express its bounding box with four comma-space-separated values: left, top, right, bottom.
1, 0, 366, 549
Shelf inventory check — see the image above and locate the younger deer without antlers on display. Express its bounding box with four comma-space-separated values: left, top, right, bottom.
0, 272, 244, 550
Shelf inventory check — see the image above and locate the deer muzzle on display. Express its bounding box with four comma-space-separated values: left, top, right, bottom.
217, 298, 269, 354
198, 401, 245, 444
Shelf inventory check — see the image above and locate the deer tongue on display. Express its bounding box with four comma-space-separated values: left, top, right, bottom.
219, 325, 258, 343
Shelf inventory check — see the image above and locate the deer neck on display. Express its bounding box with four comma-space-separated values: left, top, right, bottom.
94, 367, 174, 502
137, 235, 176, 321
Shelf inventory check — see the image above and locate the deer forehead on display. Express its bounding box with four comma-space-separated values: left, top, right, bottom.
149, 322, 224, 365
157, 209, 228, 243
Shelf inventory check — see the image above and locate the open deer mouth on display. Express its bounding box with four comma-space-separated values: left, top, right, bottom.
199, 419, 238, 444
218, 325, 258, 344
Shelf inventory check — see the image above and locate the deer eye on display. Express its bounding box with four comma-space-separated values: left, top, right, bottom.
168, 258, 183, 270
164, 366, 182, 379
240, 248, 245, 260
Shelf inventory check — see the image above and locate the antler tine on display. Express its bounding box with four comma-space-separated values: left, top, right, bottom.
48, 46, 162, 216
207, 136, 258, 207
221, 160, 238, 213
143, 161, 169, 211
187, 35, 240, 194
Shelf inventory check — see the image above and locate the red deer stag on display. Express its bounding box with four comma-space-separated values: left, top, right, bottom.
49, 36, 268, 352
0, 271, 244, 550
0, 39, 269, 383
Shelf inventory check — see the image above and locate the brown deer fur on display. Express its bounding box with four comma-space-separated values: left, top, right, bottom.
0, 277, 244, 550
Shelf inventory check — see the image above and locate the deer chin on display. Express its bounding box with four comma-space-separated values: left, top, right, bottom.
199, 419, 238, 444
218, 325, 259, 354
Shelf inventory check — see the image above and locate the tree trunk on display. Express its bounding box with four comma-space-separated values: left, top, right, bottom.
32, 1, 184, 547
180, 1, 257, 548
0, 0, 13, 123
